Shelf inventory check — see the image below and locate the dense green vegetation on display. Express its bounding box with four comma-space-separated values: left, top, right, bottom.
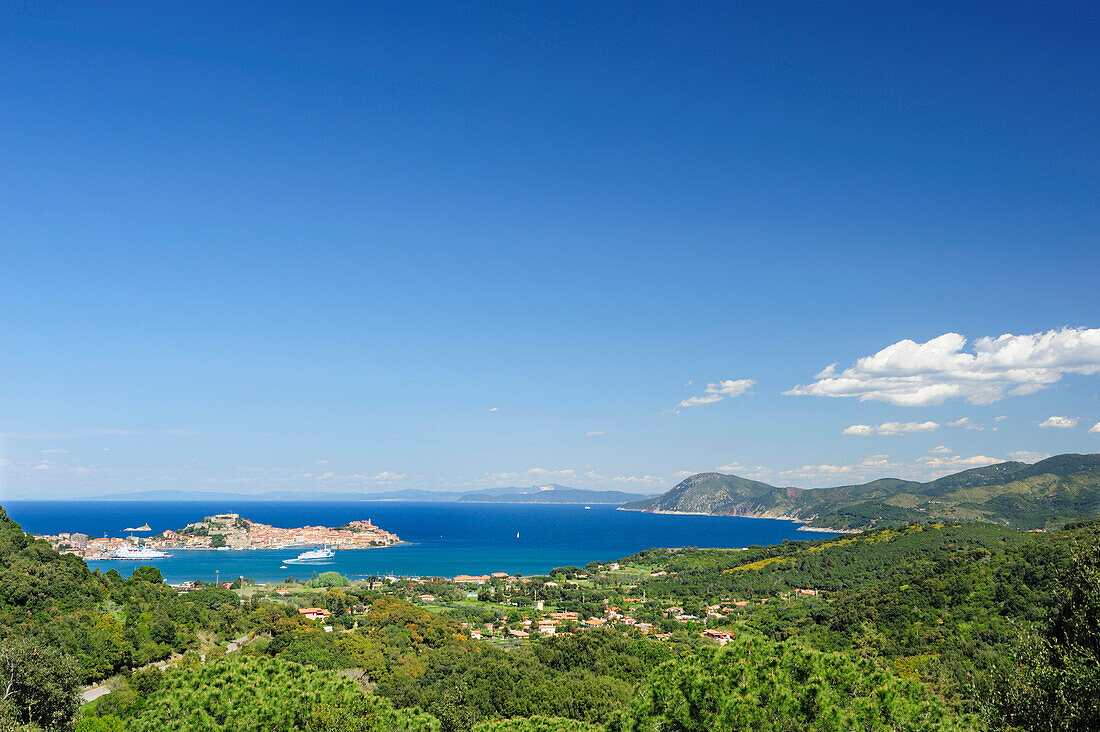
623, 522, 1078, 707
84, 656, 438, 731
612, 634, 975, 731
2, 501, 1099, 730
375, 629, 679, 729
0, 506, 261, 685
622, 453, 1100, 530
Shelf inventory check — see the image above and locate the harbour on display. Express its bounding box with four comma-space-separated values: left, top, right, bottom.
3, 499, 833, 583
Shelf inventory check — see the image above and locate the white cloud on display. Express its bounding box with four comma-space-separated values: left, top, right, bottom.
785, 327, 1100, 406
843, 421, 939, 436
369, 471, 406, 482
487, 467, 578, 485
314, 460, 329, 466
1007, 450, 1051, 463
485, 466, 664, 490
1090, 422, 1100, 434
712, 379, 754, 397
678, 379, 755, 408
488, 407, 499, 413
761, 450, 1026, 486
585, 430, 606, 437
994, 415, 1008, 422
678, 393, 724, 408
779, 463, 858, 480
1038, 416, 1078, 429
915, 454, 1001, 471
948, 417, 985, 431
41, 448, 69, 454
582, 470, 664, 486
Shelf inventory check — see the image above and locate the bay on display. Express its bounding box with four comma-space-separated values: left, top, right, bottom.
2, 500, 834, 583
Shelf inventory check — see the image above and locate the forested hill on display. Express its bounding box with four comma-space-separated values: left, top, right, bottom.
620, 453, 1100, 531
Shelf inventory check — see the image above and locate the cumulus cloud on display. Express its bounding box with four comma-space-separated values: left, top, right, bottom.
785, 327, 1100, 406
843, 421, 939, 436
678, 379, 755, 408
1039, 416, 1078, 429
1091, 422, 1100, 434
929, 445, 953, 454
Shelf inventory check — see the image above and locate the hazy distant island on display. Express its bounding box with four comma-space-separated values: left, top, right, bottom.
456, 485, 652, 504
88, 484, 656, 505
622, 453, 1100, 532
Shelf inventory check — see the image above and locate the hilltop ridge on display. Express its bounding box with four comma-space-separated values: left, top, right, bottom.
621, 453, 1100, 531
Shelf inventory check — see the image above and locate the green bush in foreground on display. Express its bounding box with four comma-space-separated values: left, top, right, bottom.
613, 633, 976, 732
984, 540, 1100, 730
121, 656, 439, 731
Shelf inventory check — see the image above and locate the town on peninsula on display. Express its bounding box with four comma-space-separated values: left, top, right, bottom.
35, 513, 401, 560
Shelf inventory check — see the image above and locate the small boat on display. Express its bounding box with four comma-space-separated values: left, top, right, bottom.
279, 565, 288, 569
516, 532, 520, 539
584, 506, 591, 510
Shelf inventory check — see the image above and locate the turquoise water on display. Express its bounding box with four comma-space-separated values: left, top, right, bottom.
3, 500, 833, 583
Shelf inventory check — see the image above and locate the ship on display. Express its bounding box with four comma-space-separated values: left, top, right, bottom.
293, 546, 335, 561
110, 545, 169, 560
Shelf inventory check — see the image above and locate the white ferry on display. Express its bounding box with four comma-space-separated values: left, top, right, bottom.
111, 546, 169, 560
294, 546, 335, 561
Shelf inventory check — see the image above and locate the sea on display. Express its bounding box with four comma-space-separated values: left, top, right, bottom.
2, 500, 835, 584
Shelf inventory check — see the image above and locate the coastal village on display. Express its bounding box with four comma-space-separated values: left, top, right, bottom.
212, 559, 821, 649
35, 513, 401, 560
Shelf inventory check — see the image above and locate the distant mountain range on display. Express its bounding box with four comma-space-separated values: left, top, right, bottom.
84, 484, 653, 505
457, 486, 651, 504
621, 453, 1100, 531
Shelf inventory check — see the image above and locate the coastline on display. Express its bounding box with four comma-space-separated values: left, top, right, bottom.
14, 502, 824, 584
615, 506, 861, 534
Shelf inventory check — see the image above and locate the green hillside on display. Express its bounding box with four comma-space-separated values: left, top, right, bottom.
621, 453, 1100, 531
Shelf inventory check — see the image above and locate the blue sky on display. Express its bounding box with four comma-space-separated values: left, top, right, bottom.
1, 2, 1098, 498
